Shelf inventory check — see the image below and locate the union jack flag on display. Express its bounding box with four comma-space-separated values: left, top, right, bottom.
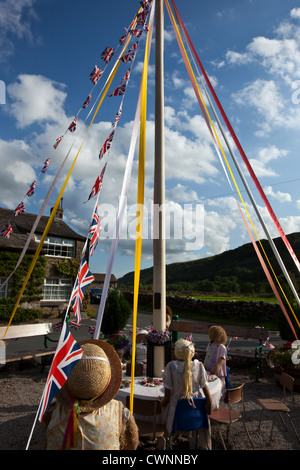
119, 32, 127, 45
185, 334, 194, 343
69, 321, 81, 330
53, 136, 63, 149
14, 202, 26, 216
41, 158, 50, 174
71, 256, 95, 323
99, 129, 114, 160
129, 29, 143, 37
85, 163, 107, 203
68, 117, 77, 133
89, 203, 101, 256
88, 325, 96, 336
37, 321, 83, 422
53, 322, 63, 332
82, 94, 91, 109
108, 84, 127, 97
100, 46, 115, 63
121, 51, 136, 64
0, 222, 13, 239
137, 10, 148, 21
120, 68, 131, 84
129, 42, 139, 53
89, 65, 103, 85
136, 18, 146, 27
112, 105, 122, 127
26, 181, 36, 198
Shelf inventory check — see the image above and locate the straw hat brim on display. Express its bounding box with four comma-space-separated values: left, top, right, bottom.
55, 339, 122, 412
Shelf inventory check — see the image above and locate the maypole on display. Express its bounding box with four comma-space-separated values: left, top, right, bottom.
152, 0, 166, 377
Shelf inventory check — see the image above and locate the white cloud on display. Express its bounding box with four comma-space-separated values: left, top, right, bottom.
7, 74, 68, 128
248, 146, 288, 178
264, 185, 292, 203
233, 79, 284, 125
0, 138, 36, 208
0, 0, 37, 62
290, 8, 300, 20
226, 50, 251, 65
225, 9, 300, 85
279, 215, 300, 234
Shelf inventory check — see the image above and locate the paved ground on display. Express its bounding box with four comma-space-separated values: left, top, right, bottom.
0, 360, 299, 451
2, 310, 298, 452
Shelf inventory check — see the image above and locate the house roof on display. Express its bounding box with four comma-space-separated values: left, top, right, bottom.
93, 273, 118, 282
0, 207, 86, 252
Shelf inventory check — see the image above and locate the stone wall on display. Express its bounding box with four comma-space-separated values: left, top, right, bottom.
123, 291, 281, 323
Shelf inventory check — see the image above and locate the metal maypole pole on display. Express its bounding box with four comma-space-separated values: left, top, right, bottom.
153, 0, 166, 377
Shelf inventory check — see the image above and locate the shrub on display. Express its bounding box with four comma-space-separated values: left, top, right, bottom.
101, 289, 132, 336
0, 298, 44, 323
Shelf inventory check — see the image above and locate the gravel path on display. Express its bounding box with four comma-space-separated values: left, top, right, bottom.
0, 360, 299, 451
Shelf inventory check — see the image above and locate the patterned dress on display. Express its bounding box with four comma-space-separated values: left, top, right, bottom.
46, 399, 130, 450
162, 359, 210, 448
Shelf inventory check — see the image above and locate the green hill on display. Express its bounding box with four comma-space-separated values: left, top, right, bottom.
118, 232, 300, 295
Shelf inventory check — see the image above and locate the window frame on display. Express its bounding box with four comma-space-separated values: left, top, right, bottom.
42, 277, 73, 302
35, 235, 75, 258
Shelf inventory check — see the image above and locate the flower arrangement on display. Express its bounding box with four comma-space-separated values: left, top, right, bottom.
106, 332, 131, 358
146, 329, 170, 345
267, 341, 300, 370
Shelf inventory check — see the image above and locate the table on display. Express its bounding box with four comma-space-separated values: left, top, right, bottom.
116, 373, 222, 411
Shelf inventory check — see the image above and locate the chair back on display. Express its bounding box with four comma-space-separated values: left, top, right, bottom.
172, 398, 208, 434
125, 396, 162, 416
280, 372, 294, 393
224, 384, 244, 405
125, 396, 163, 439
280, 372, 295, 405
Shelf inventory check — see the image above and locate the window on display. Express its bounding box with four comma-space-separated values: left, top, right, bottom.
42, 278, 72, 301
0, 277, 7, 298
35, 235, 75, 258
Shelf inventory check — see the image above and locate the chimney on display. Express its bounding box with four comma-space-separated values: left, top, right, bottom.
50, 198, 64, 220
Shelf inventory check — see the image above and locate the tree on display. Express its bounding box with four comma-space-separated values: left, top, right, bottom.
101, 289, 132, 336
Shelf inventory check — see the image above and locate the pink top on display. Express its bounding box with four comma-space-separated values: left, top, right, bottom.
204, 342, 227, 380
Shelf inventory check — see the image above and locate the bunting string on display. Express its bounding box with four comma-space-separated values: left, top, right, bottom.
0, 0, 145, 301
93, 0, 155, 343
1, 4, 144, 340
26, 1, 152, 449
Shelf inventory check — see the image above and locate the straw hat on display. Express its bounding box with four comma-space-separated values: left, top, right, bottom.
56, 339, 122, 412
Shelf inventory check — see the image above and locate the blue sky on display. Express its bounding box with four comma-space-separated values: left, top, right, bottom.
0, 0, 300, 281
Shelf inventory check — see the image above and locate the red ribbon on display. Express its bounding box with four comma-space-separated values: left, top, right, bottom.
170, 0, 300, 275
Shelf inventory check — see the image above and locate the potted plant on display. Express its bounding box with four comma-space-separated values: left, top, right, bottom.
267, 341, 300, 391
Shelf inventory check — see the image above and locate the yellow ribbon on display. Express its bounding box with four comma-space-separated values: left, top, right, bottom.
129, 2, 155, 414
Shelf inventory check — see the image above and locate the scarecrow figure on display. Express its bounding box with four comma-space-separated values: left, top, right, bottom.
43, 339, 139, 450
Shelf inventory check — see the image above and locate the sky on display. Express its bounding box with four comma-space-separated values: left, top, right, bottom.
0, 0, 300, 281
